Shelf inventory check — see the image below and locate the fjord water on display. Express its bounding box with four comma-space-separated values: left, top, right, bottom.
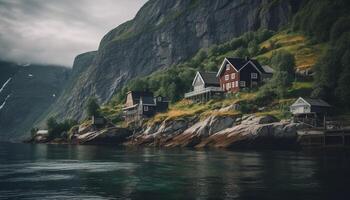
0, 143, 350, 200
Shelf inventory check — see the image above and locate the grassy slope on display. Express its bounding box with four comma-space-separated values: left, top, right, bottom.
100, 30, 326, 125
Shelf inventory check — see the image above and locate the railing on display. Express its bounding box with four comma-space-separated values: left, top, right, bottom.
184, 87, 223, 98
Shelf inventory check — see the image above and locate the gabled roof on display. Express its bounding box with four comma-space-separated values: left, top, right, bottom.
128, 91, 153, 103
291, 97, 331, 107
140, 96, 156, 105
262, 65, 274, 74
192, 71, 219, 86
216, 57, 273, 77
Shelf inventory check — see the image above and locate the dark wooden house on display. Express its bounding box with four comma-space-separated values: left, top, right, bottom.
123, 91, 169, 123
290, 97, 331, 127
216, 57, 273, 93
184, 71, 224, 102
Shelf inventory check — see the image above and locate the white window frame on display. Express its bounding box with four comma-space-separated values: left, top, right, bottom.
236, 81, 238, 87
231, 73, 235, 79
225, 75, 229, 81
226, 82, 231, 89
223, 84, 225, 90
226, 64, 230, 71
240, 81, 246, 87
251, 73, 258, 79
231, 82, 235, 88
144, 106, 149, 111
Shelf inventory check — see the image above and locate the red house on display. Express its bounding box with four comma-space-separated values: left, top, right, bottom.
216, 57, 274, 93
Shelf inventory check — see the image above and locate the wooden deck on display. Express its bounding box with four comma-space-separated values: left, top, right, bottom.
298, 128, 350, 148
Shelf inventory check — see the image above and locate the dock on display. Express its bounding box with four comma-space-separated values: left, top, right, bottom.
298, 128, 350, 148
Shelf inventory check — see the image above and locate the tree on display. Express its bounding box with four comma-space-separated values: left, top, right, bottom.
86, 97, 100, 117
270, 50, 295, 84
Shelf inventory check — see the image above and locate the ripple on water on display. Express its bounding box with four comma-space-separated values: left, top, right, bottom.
1, 160, 136, 172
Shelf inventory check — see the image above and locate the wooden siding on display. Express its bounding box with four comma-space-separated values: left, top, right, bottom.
239, 63, 261, 88
219, 63, 240, 93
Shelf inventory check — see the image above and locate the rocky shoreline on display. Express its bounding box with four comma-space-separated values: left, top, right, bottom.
27, 114, 307, 150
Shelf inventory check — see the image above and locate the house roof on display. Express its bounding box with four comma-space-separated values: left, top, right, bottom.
198, 71, 219, 85
292, 97, 331, 107
217, 57, 273, 77
128, 91, 154, 104
140, 96, 156, 105
192, 71, 219, 86
262, 65, 274, 74
303, 98, 331, 107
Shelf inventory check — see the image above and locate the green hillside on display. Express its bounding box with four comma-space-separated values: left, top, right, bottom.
98, 0, 350, 125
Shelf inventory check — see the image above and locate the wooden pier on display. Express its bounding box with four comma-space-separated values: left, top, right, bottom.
298, 128, 350, 148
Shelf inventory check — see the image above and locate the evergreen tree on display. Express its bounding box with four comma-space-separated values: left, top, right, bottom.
86, 97, 100, 117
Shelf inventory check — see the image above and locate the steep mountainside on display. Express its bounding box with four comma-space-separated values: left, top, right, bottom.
48, 0, 302, 121
0, 61, 70, 141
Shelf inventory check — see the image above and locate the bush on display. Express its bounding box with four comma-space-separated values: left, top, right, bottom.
86, 97, 100, 117
47, 118, 77, 139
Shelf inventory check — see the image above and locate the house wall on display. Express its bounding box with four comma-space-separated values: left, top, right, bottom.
125, 93, 135, 107
219, 63, 240, 93
239, 63, 261, 88
290, 105, 311, 114
193, 76, 205, 91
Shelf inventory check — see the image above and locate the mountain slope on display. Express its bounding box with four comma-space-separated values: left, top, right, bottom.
0, 62, 70, 141
47, 0, 302, 121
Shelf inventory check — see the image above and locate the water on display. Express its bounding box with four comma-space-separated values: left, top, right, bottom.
0, 143, 350, 200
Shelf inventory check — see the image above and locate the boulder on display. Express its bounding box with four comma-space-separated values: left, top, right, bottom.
76, 127, 132, 145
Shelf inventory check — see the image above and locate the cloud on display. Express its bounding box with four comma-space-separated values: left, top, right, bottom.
0, 0, 147, 67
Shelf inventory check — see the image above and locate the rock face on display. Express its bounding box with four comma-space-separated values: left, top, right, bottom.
47, 0, 302, 121
70, 121, 132, 145
131, 115, 306, 149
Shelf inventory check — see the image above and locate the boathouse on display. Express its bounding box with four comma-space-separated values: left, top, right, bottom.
122, 91, 169, 123
290, 97, 331, 127
216, 57, 273, 93
184, 71, 224, 102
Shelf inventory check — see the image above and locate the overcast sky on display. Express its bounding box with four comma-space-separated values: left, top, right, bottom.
0, 0, 147, 67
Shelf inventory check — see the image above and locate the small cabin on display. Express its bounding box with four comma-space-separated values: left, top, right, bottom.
216, 57, 273, 93
290, 97, 331, 127
290, 97, 331, 115
123, 91, 169, 123
184, 71, 224, 102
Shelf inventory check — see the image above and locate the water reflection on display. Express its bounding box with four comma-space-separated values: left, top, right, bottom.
1, 143, 350, 200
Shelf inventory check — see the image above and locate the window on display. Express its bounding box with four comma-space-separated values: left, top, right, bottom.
240, 81, 246, 87
231, 82, 235, 88
251, 73, 258, 79
225, 75, 229, 81
226, 82, 231, 89
231, 73, 235, 79
223, 84, 225, 90
226, 64, 230, 71
236, 81, 238, 87
158, 97, 162, 101
144, 106, 149, 111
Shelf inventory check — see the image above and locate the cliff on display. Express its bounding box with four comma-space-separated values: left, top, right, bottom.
47, 0, 302, 121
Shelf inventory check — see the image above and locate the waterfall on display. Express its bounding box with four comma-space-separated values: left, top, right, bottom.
0, 78, 12, 94
0, 95, 11, 110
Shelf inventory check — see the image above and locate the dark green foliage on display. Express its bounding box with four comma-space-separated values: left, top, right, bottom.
30, 127, 38, 138
47, 117, 77, 139
86, 97, 100, 117
292, 0, 350, 42
113, 29, 274, 103
312, 32, 350, 109
256, 50, 296, 100
270, 50, 295, 84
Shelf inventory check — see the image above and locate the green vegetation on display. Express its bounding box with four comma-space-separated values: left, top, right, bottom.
100, 0, 350, 124
86, 97, 101, 117
292, 0, 350, 111
47, 117, 77, 139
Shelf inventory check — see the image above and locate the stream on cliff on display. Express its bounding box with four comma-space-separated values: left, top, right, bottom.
0, 142, 350, 200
